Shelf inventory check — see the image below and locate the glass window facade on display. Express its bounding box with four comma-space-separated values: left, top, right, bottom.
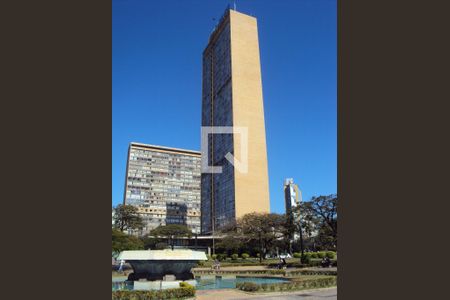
124, 143, 201, 234
201, 11, 236, 234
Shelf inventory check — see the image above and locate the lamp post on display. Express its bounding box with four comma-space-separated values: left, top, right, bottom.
258, 230, 263, 263
297, 212, 305, 262
195, 233, 198, 251
170, 235, 175, 250
299, 223, 305, 257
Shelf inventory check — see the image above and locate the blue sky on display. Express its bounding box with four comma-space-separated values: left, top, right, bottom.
112, 0, 336, 214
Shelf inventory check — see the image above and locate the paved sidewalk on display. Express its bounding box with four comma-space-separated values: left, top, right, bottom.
196, 287, 337, 300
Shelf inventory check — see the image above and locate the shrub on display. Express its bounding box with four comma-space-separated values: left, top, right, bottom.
231, 254, 239, 260
301, 253, 312, 264
293, 252, 301, 258
234, 276, 337, 293
179, 281, 194, 290
289, 269, 338, 276
325, 251, 336, 259
217, 253, 227, 261
241, 253, 250, 259
267, 269, 286, 275
237, 282, 259, 292
211, 254, 217, 260
112, 287, 195, 300
310, 252, 318, 258
317, 251, 326, 259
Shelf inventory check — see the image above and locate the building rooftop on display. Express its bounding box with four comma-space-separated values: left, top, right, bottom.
130, 142, 201, 156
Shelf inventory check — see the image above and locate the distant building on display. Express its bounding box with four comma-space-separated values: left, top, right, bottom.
284, 178, 302, 215
284, 178, 302, 240
201, 8, 271, 235
123, 142, 201, 234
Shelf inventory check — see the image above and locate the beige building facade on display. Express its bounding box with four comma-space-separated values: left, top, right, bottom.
124, 142, 201, 234
201, 9, 270, 234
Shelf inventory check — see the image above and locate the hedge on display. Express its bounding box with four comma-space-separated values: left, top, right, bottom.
196, 257, 337, 268
301, 254, 311, 264
292, 252, 337, 261
216, 254, 227, 261
289, 269, 337, 276
112, 287, 195, 300
236, 276, 337, 293
193, 268, 337, 277
179, 282, 194, 289
236, 281, 259, 291
266, 259, 337, 269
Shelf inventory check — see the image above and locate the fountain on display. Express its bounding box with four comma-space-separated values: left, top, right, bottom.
117, 249, 207, 284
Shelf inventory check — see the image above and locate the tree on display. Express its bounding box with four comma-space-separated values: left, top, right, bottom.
296, 194, 338, 250
113, 204, 144, 232
149, 224, 192, 250
112, 228, 144, 254
220, 212, 287, 263
216, 235, 244, 255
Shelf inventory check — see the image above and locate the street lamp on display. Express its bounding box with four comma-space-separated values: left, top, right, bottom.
170, 235, 175, 250
299, 222, 305, 257
194, 233, 198, 250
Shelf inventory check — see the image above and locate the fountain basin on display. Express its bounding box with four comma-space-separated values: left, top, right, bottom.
117, 249, 207, 281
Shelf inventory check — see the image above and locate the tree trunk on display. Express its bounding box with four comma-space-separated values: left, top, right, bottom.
299, 225, 305, 262
259, 232, 263, 263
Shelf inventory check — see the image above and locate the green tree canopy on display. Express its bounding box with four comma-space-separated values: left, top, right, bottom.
149, 224, 192, 238
112, 228, 144, 254
220, 212, 287, 262
215, 235, 244, 255
294, 194, 338, 250
148, 224, 192, 250
113, 204, 144, 232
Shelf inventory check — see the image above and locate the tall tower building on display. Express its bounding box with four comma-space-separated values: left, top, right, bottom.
201, 9, 270, 234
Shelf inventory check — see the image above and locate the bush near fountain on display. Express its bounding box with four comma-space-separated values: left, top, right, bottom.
112, 285, 195, 300
236, 275, 337, 293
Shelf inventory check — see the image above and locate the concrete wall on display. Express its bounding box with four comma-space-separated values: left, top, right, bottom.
230, 10, 271, 217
